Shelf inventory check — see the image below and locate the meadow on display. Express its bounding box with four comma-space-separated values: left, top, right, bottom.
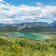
0, 32, 56, 56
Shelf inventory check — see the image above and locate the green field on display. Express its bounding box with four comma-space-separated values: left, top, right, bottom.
0, 32, 56, 56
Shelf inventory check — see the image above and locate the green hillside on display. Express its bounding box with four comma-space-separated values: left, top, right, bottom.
0, 26, 56, 32
19, 26, 56, 32
0, 35, 56, 56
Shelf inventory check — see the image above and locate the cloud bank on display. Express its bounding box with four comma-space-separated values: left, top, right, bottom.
0, 1, 56, 24
0, 0, 3, 2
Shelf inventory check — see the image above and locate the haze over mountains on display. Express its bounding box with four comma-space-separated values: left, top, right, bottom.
0, 21, 56, 32
0, 21, 56, 28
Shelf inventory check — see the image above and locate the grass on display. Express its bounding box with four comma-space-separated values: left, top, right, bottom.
38, 32, 56, 39
0, 32, 56, 56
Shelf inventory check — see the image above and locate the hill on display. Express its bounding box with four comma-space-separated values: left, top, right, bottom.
0, 22, 56, 32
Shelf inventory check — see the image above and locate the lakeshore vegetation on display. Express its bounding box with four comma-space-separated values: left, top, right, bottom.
0, 32, 56, 56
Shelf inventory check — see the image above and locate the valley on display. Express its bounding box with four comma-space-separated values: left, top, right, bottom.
0, 22, 56, 56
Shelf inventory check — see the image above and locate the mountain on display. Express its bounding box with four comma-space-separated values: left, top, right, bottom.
21, 22, 48, 26
0, 23, 6, 26
16, 22, 49, 28
0, 22, 49, 28
0, 26, 18, 32
17, 22, 56, 32
19, 26, 56, 32
49, 21, 56, 28
0, 21, 56, 32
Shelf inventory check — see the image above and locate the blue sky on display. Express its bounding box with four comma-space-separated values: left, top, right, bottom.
4, 0, 56, 6
0, 0, 56, 24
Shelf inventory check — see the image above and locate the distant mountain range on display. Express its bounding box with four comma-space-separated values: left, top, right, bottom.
0, 21, 56, 32
0, 21, 56, 28
48, 21, 56, 28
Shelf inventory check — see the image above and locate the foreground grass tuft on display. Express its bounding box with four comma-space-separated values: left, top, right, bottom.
0, 36, 56, 56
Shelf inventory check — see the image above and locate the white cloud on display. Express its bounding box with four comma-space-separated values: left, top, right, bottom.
0, 0, 3, 1
0, 2, 56, 24
0, 0, 3, 2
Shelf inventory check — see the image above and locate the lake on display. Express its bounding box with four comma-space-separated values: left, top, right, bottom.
9, 32, 48, 39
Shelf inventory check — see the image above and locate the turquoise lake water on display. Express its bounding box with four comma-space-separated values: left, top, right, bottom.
9, 32, 48, 39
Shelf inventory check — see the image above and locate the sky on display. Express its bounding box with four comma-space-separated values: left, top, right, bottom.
0, 0, 56, 24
